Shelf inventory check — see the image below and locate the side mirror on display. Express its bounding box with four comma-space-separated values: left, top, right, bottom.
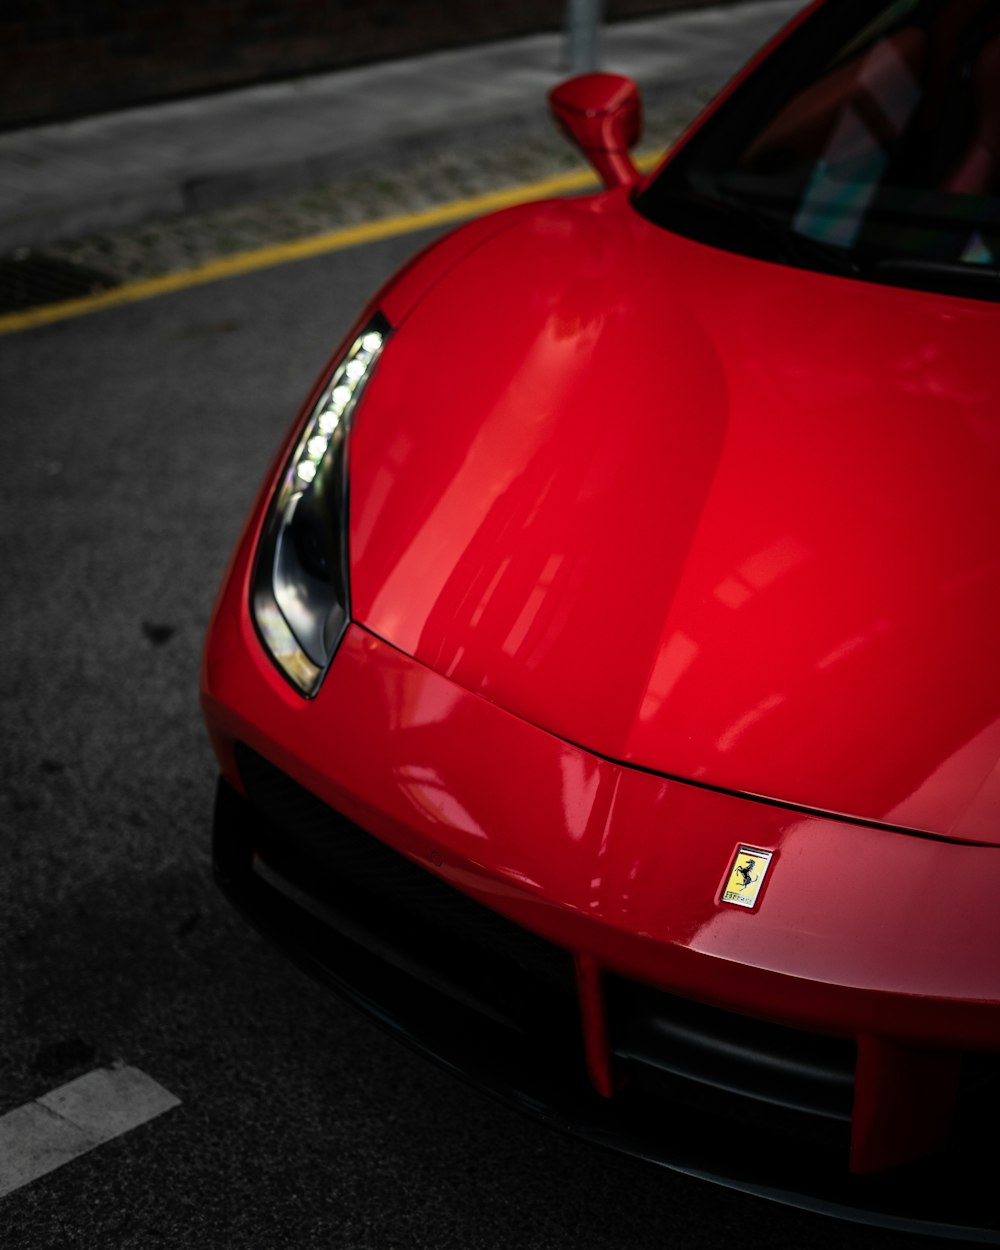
548, 73, 643, 190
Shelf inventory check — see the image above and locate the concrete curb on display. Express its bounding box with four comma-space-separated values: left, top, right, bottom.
0, 0, 801, 254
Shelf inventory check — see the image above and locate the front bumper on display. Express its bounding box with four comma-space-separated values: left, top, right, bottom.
203, 609, 1000, 1240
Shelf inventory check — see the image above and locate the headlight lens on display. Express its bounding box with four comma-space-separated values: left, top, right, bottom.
251, 316, 389, 694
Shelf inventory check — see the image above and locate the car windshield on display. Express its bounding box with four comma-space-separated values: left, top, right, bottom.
636, 0, 1000, 301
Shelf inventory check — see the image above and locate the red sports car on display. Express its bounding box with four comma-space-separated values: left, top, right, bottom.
202, 0, 1000, 1237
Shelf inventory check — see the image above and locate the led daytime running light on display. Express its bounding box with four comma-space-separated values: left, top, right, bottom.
253, 320, 388, 695
283, 326, 385, 498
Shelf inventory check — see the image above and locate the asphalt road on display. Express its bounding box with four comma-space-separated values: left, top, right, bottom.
0, 227, 927, 1250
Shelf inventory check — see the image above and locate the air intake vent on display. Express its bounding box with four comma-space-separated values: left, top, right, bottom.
607, 976, 856, 1146
234, 743, 578, 1040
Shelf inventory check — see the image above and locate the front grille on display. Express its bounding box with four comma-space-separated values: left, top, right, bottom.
214, 750, 1000, 1236
607, 976, 855, 1148
234, 743, 578, 1043
232, 744, 857, 1146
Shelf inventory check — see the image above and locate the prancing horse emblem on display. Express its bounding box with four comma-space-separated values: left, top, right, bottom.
721, 847, 774, 909
734, 858, 758, 891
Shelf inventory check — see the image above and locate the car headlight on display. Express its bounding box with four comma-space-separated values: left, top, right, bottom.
251, 315, 389, 695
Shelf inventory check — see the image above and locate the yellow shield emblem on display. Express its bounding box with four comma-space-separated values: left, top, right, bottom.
721, 846, 773, 909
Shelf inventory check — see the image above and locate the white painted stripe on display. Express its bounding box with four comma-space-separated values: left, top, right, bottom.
0, 1065, 180, 1198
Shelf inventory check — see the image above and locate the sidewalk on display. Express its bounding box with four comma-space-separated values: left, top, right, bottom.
0, 0, 800, 256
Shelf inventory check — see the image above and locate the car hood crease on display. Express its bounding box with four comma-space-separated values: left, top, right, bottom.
348, 196, 1000, 845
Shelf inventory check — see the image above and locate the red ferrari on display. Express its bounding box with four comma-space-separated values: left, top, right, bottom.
202, 0, 1000, 1237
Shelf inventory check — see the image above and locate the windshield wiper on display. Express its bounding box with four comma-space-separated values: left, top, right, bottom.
866, 254, 1000, 302
648, 187, 865, 279
873, 256, 1000, 281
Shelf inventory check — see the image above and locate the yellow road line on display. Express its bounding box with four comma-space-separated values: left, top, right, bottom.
0, 153, 662, 337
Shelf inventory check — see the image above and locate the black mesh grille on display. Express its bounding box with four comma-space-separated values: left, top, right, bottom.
234, 743, 578, 1040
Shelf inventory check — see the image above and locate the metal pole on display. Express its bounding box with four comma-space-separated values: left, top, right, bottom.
566, 0, 602, 74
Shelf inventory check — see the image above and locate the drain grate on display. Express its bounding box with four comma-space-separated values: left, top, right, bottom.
0, 254, 120, 315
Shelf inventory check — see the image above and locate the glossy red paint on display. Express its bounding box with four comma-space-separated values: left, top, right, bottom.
202, 0, 1000, 1202
205, 585, 1000, 1037
348, 191, 1000, 846
204, 589, 1000, 1177
202, 205, 1000, 1186
548, 72, 642, 189
202, 400, 1000, 1033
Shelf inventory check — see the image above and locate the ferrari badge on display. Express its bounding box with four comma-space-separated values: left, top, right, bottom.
721, 847, 773, 909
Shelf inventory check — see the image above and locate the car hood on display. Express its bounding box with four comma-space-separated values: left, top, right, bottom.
349, 193, 1000, 845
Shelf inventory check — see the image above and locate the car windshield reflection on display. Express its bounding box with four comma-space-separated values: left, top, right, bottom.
637, 0, 1000, 300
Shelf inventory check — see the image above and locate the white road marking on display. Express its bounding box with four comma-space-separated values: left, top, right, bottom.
0, 1064, 180, 1198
